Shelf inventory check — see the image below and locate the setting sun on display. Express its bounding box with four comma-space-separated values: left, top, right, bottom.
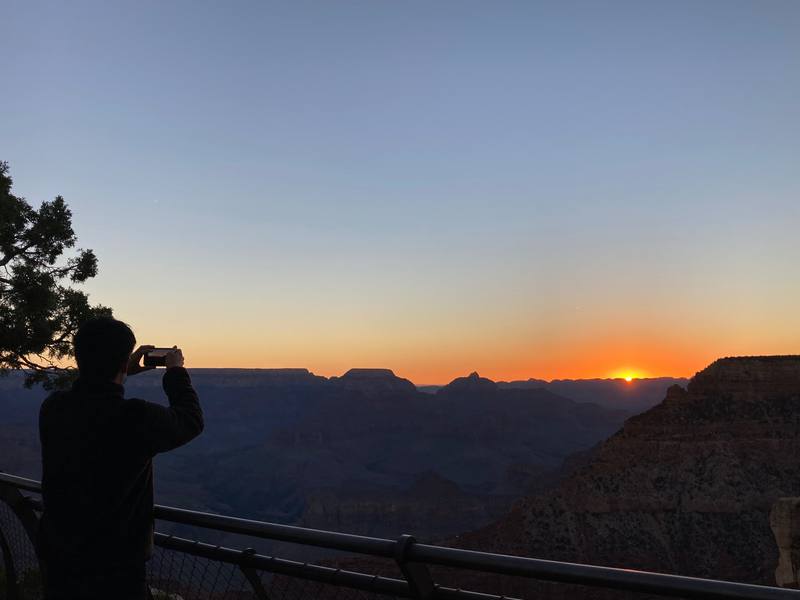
610, 368, 646, 382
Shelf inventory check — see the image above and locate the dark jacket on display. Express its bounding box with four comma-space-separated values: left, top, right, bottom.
38, 367, 203, 591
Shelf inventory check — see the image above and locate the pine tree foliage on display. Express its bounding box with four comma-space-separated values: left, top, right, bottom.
0, 161, 112, 389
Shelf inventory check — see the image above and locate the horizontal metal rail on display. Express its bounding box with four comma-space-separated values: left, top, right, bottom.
2, 472, 799, 600
155, 533, 410, 597
408, 543, 796, 600
155, 504, 397, 557
0, 473, 40, 494
155, 533, 516, 600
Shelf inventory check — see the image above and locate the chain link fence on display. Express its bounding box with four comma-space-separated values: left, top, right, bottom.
0, 500, 42, 600
147, 544, 249, 599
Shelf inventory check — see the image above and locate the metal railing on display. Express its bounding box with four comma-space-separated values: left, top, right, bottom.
1, 471, 799, 600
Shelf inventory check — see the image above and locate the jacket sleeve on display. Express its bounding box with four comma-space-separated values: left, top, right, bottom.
141, 367, 204, 455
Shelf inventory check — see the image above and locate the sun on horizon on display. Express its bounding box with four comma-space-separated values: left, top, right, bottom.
610, 369, 646, 382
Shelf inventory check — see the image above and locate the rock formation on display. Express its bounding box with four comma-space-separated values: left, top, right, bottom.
438, 371, 499, 395
452, 356, 800, 587
771, 497, 800, 588
329, 368, 417, 396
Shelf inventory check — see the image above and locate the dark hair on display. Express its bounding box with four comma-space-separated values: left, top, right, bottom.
74, 317, 136, 380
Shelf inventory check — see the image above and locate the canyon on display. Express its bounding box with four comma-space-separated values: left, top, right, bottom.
0, 367, 666, 543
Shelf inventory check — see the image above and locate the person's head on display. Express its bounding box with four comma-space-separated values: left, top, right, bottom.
74, 317, 135, 382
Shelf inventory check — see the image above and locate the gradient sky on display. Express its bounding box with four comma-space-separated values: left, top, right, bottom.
2, 1, 799, 384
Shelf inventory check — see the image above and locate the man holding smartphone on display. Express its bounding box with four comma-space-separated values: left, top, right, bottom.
39, 317, 204, 600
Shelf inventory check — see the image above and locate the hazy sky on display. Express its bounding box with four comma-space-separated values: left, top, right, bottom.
3, 1, 799, 383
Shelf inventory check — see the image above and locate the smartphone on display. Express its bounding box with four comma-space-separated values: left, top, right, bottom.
143, 347, 174, 367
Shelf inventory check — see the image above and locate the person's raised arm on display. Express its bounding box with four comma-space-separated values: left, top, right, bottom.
141, 347, 204, 455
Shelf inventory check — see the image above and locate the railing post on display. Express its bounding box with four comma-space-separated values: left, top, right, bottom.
239, 547, 270, 600
395, 534, 436, 599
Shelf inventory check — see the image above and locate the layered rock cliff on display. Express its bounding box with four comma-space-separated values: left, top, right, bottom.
453, 356, 800, 586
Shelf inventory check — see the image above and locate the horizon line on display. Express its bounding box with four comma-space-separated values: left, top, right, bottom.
3, 367, 690, 387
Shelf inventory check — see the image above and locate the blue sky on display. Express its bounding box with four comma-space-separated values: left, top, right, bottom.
3, 1, 799, 382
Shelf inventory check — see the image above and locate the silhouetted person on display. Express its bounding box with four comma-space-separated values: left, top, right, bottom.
39, 317, 204, 600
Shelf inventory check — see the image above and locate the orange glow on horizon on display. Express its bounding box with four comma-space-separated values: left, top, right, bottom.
53, 300, 800, 386
149, 342, 707, 385
44, 341, 799, 386
114, 326, 754, 385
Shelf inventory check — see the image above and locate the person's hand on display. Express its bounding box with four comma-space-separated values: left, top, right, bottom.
165, 346, 185, 369
127, 345, 156, 376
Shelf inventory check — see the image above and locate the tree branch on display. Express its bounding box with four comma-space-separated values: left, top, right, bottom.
46, 264, 77, 278
33, 352, 60, 368
0, 242, 34, 267
13, 353, 65, 372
